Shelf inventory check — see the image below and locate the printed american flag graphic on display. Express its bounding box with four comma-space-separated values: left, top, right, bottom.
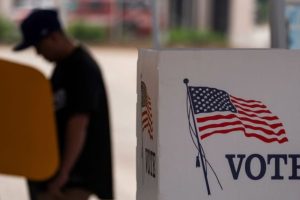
188, 87, 288, 144
142, 81, 153, 139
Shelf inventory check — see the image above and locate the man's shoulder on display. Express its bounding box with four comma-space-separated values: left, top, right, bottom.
74, 47, 100, 70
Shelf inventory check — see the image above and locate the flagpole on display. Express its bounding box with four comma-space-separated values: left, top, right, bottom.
151, 0, 161, 49
184, 79, 211, 195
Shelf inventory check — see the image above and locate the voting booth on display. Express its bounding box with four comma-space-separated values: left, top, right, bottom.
137, 49, 300, 200
0, 59, 58, 180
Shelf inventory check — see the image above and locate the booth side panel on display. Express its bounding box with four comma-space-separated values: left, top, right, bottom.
137, 49, 159, 200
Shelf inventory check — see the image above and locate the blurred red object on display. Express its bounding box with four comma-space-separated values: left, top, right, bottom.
68, 0, 119, 28
11, 0, 152, 36
121, 0, 152, 36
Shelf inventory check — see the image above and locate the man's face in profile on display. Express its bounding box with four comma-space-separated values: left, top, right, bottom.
34, 34, 59, 62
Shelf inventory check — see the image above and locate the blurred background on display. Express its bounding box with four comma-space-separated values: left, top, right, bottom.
0, 0, 295, 200
0, 0, 271, 48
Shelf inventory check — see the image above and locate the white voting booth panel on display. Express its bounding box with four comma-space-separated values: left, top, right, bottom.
137, 49, 300, 200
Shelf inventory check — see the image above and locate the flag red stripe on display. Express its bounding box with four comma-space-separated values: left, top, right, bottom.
147, 108, 152, 116
142, 110, 153, 133
201, 127, 245, 139
197, 114, 236, 123
142, 94, 153, 139
147, 97, 152, 106
230, 95, 262, 104
142, 117, 149, 125
238, 116, 283, 129
142, 116, 152, 125
235, 104, 271, 114
146, 102, 152, 111
142, 123, 148, 130
196, 108, 276, 124
148, 130, 154, 139
198, 114, 284, 130
147, 101, 152, 113
245, 134, 288, 144
199, 120, 242, 132
142, 110, 148, 117
143, 105, 153, 119
201, 127, 288, 144
143, 123, 153, 132
142, 113, 152, 123
199, 120, 285, 136
243, 124, 286, 136
146, 106, 152, 112
238, 110, 279, 120
142, 115, 153, 127
231, 99, 266, 109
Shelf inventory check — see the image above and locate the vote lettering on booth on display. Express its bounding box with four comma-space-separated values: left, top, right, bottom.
137, 49, 300, 200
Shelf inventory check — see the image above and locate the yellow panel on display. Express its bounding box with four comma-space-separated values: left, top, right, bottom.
0, 59, 59, 181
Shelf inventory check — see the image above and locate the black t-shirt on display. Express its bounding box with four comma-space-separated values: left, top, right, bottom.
51, 46, 113, 199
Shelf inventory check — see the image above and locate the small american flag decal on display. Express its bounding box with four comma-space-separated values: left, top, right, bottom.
188, 86, 288, 143
141, 81, 153, 139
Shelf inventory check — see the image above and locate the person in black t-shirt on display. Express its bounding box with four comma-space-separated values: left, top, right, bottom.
14, 9, 113, 200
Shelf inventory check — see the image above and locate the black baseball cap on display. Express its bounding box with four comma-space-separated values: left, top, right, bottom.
14, 9, 62, 51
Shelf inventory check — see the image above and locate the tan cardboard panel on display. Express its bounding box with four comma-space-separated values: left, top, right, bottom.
0, 59, 58, 181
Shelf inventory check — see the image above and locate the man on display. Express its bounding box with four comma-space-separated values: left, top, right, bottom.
14, 9, 113, 200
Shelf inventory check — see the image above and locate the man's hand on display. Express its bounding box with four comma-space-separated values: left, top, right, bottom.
47, 114, 89, 197
47, 170, 69, 197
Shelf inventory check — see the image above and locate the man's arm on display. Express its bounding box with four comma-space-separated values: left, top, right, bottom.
48, 114, 89, 194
